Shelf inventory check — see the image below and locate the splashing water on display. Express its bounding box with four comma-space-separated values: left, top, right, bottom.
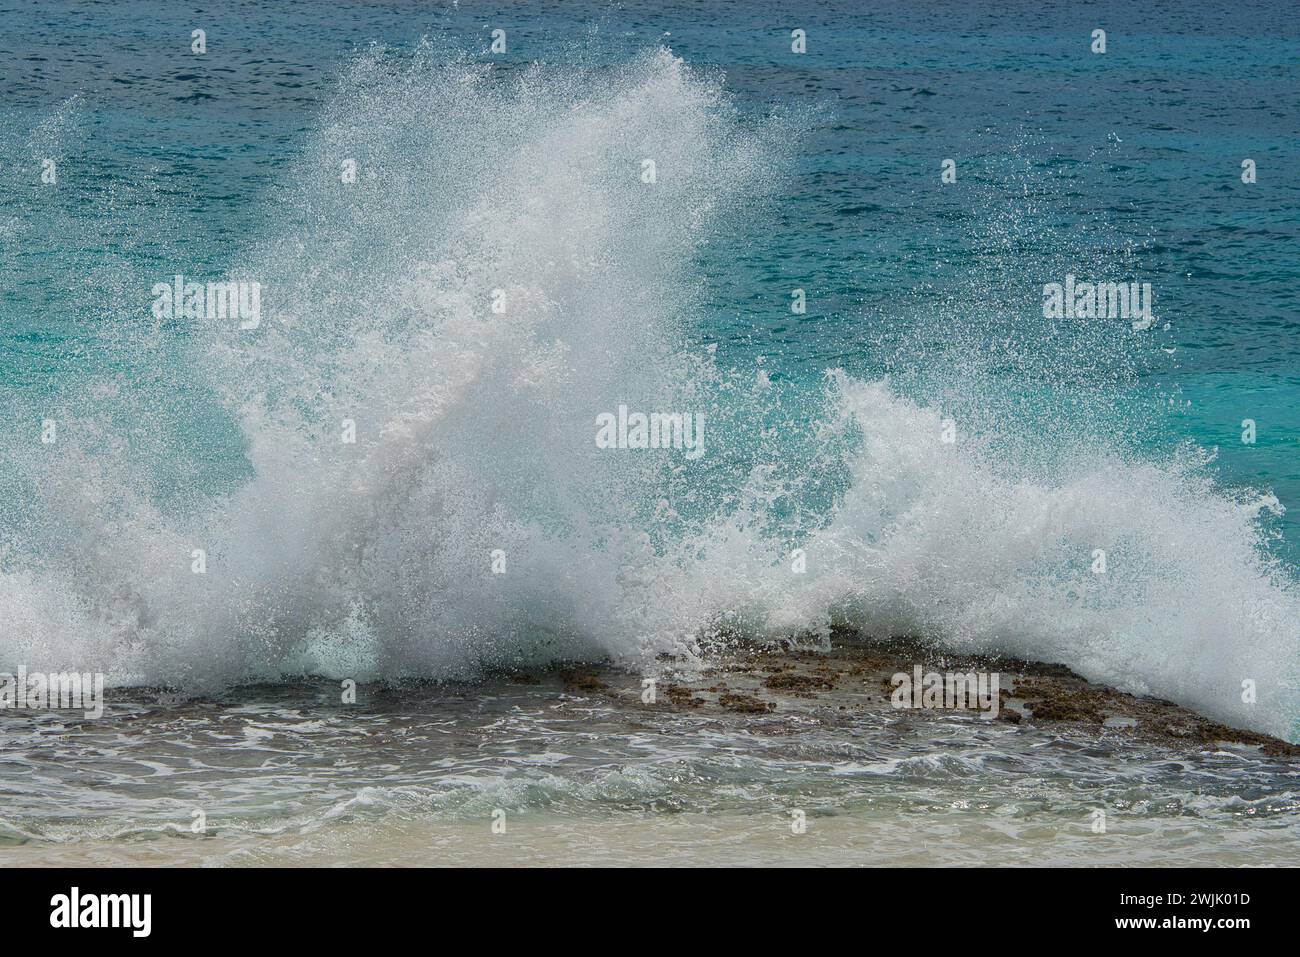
1, 44, 1296, 740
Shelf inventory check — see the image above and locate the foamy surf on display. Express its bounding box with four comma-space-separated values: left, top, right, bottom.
1, 43, 1296, 743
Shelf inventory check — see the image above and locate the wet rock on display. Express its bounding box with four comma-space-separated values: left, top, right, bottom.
558, 668, 609, 694
763, 672, 834, 694
718, 691, 775, 714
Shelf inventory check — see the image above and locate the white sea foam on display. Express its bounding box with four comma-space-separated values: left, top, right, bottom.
2, 45, 1295, 739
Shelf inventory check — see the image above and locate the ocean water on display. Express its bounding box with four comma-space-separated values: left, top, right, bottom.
5, 676, 1300, 867
1, 0, 1298, 864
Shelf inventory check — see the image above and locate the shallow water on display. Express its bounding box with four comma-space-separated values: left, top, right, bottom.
2, 675, 1298, 866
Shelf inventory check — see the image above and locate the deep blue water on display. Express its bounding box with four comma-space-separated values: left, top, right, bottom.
3, 0, 1296, 550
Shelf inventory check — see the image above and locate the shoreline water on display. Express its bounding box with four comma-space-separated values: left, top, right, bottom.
6, 809, 1297, 868
2, 630, 1296, 867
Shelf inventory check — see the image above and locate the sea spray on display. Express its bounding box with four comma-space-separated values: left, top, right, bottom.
0, 43, 1295, 741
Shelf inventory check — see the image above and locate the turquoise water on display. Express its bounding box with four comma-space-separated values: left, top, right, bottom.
1, 1, 1298, 741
